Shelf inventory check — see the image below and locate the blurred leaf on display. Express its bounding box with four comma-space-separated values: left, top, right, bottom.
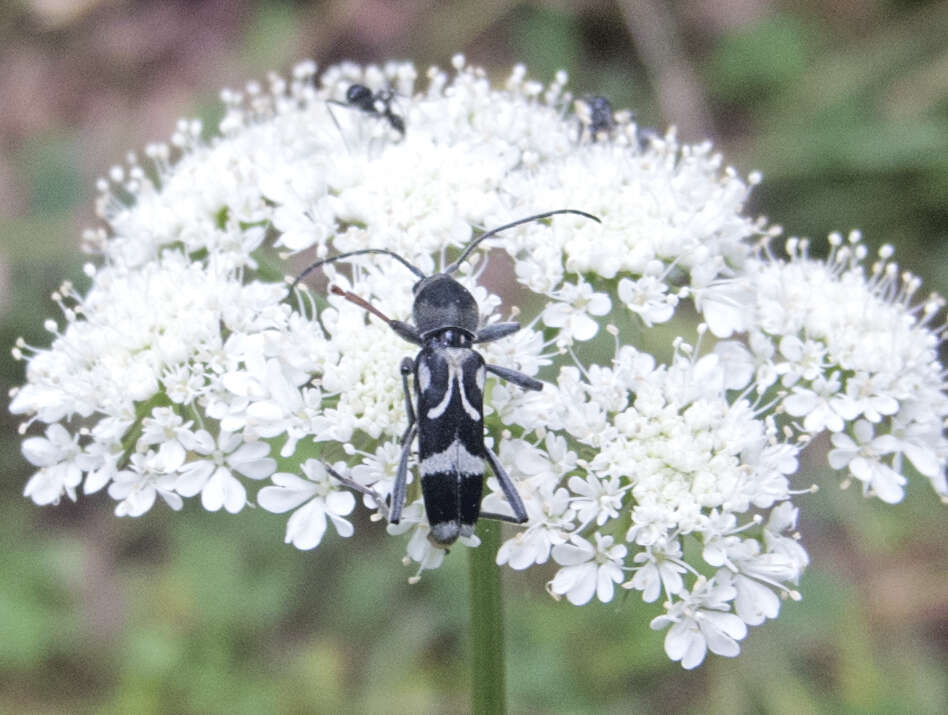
19, 134, 84, 215
0, 521, 80, 670
707, 14, 815, 103
244, 1, 300, 69
512, 5, 580, 81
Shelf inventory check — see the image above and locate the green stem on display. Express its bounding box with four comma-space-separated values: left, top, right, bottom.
469, 521, 508, 715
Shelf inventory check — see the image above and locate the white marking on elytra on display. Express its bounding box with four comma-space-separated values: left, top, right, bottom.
426, 379, 453, 419
420, 439, 483, 476
425, 348, 481, 422
417, 359, 431, 393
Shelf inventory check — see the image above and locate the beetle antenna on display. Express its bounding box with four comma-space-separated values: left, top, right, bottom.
290, 248, 427, 292
329, 285, 394, 326
444, 209, 601, 274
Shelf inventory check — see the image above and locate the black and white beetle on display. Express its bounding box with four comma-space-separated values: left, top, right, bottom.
330, 83, 405, 138
291, 209, 601, 546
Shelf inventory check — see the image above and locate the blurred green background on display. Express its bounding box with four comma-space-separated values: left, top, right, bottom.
2, 1, 947, 712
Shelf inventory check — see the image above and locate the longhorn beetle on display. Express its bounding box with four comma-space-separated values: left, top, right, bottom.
291, 209, 601, 546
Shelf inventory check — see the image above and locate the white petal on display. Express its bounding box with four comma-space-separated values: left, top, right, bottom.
701, 612, 746, 656
116, 486, 156, 517
632, 565, 662, 603
734, 576, 780, 625
325, 489, 356, 516
870, 463, 906, 504
246, 400, 286, 422
588, 292, 612, 316
278, 228, 319, 251
541, 302, 571, 329
159, 490, 184, 512
285, 499, 327, 550
552, 539, 594, 566
175, 461, 214, 497
550, 563, 583, 595
596, 565, 619, 603
84, 467, 113, 495
218, 430, 242, 453
570, 313, 599, 341
231, 456, 277, 480
783, 390, 818, 417
22, 437, 61, 467
154, 441, 186, 473
327, 512, 354, 538
63, 463, 83, 489
514, 446, 549, 476
562, 564, 597, 605
257, 473, 315, 513
665, 621, 706, 669
23, 469, 64, 505
903, 442, 939, 478
179, 429, 215, 454
828, 447, 857, 470
202, 467, 246, 513
228, 441, 275, 478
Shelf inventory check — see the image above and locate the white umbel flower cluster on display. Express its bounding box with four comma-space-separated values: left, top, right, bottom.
11, 56, 947, 669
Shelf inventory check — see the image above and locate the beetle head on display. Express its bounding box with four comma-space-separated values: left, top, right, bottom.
345, 83, 373, 105
412, 273, 478, 338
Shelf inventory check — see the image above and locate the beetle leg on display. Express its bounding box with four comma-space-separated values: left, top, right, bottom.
323, 462, 389, 518
478, 510, 530, 525
324, 100, 351, 152
399, 356, 416, 444
486, 363, 543, 391
482, 445, 528, 524
389, 423, 417, 524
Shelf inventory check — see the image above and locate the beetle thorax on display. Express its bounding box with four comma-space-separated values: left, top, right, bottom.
412, 273, 479, 338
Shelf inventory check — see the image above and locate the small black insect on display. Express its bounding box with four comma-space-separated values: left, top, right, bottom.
291, 209, 601, 546
575, 95, 616, 142
331, 83, 405, 138
574, 95, 638, 145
